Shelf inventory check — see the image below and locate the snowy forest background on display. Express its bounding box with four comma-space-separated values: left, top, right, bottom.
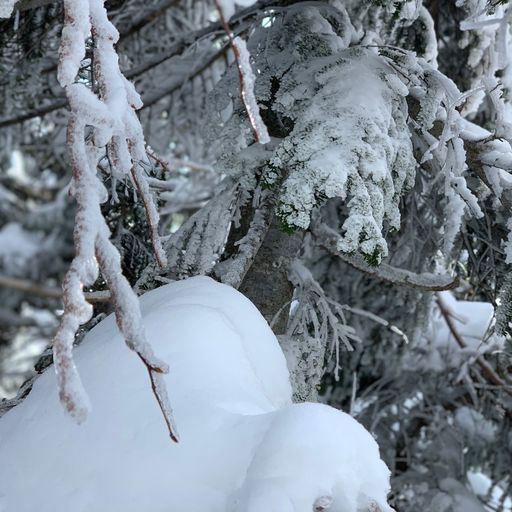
0, 0, 512, 510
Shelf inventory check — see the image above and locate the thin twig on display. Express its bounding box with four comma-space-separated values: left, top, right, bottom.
0, 274, 111, 302
214, 0, 269, 143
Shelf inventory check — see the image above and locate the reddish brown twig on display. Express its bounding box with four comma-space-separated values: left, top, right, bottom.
214, 0, 269, 144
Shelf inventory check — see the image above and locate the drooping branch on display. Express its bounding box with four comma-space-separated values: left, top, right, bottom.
313, 223, 459, 292
214, 0, 270, 144
52, 0, 177, 441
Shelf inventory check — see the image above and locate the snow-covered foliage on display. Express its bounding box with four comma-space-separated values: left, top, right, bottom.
0, 277, 393, 512
207, 5, 416, 264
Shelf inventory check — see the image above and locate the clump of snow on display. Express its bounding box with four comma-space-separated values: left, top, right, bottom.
467, 471, 512, 512
0, 277, 393, 512
217, 0, 256, 20
0, 0, 16, 18
268, 47, 416, 263
0, 223, 44, 274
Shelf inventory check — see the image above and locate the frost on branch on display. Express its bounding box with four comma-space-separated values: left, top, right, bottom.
281, 260, 360, 402
267, 48, 416, 264
231, 37, 270, 145
54, 0, 177, 440
207, 7, 416, 265
214, 0, 270, 145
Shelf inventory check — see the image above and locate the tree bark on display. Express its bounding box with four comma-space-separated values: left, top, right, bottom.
239, 216, 303, 334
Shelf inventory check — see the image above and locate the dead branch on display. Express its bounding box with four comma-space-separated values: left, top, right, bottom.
214, 0, 270, 144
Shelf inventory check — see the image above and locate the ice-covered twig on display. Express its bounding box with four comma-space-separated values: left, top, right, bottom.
214, 0, 270, 144
54, 0, 178, 441
313, 223, 459, 292
130, 166, 167, 268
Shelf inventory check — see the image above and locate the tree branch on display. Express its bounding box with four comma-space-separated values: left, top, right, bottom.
0, 274, 110, 302
312, 223, 459, 292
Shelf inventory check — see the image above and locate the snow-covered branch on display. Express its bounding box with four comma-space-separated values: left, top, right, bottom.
313, 223, 459, 292
436, 293, 512, 397
53, 0, 177, 440
214, 0, 270, 144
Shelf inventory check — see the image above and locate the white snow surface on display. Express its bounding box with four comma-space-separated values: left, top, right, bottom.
0, 276, 393, 512
218, 0, 256, 20
0, 0, 16, 18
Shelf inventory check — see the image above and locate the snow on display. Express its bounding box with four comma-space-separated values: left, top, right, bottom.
0, 0, 16, 18
268, 47, 415, 262
431, 291, 495, 351
467, 471, 512, 512
417, 291, 504, 373
217, 0, 256, 20
0, 277, 393, 512
0, 223, 44, 273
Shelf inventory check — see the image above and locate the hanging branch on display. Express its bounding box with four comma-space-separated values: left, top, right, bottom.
53, 0, 178, 441
214, 0, 270, 144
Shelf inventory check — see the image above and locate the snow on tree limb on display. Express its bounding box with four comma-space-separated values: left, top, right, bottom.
231, 37, 270, 144
215, 0, 270, 145
54, 0, 177, 440
313, 223, 459, 292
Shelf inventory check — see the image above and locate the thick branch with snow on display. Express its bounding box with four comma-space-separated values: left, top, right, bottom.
313, 223, 459, 292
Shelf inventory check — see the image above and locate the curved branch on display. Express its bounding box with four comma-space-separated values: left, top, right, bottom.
312, 223, 459, 292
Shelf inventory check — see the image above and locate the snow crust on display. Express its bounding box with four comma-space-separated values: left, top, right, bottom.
0, 277, 393, 512
217, 0, 256, 20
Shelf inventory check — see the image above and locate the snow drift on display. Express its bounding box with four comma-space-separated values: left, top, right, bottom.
0, 276, 393, 512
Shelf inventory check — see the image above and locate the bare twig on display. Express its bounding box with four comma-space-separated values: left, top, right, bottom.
0, 274, 110, 302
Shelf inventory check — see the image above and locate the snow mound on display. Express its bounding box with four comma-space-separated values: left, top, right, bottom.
0, 276, 393, 512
